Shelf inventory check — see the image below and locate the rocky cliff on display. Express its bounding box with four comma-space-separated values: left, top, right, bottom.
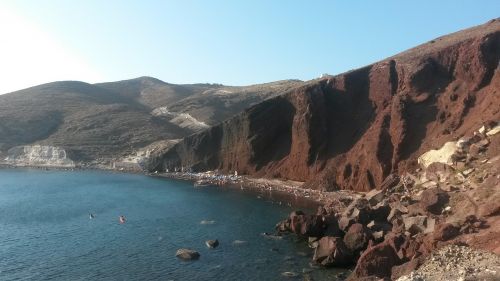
155, 19, 500, 192
4, 145, 75, 167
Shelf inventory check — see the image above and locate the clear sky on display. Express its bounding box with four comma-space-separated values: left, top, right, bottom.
0, 0, 499, 94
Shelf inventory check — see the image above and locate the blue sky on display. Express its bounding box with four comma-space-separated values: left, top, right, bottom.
0, 0, 499, 93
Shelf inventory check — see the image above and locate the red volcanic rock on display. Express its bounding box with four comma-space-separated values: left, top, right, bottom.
348, 236, 403, 280
289, 212, 325, 237
156, 20, 500, 192
419, 188, 449, 215
343, 223, 372, 254
312, 236, 354, 267
433, 223, 460, 241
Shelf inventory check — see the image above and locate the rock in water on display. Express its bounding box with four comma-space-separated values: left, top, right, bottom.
205, 239, 219, 248
312, 236, 354, 267
175, 248, 200, 260
281, 271, 299, 278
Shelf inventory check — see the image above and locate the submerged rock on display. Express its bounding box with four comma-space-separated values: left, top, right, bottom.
176, 248, 200, 260
281, 271, 299, 278
205, 239, 219, 248
232, 240, 247, 245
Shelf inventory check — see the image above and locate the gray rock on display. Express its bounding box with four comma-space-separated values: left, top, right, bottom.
205, 239, 219, 248
403, 215, 435, 235
308, 237, 320, 249
176, 248, 200, 260
366, 189, 385, 206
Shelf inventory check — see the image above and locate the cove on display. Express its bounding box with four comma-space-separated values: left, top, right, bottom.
0, 169, 346, 280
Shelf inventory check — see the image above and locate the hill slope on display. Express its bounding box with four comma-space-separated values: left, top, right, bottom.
155, 19, 500, 191
0, 77, 301, 163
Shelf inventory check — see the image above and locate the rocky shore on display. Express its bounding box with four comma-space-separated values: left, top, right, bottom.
272, 122, 500, 280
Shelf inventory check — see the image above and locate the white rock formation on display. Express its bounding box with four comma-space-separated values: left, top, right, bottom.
417, 142, 458, 168
486, 124, 500, 136
151, 107, 209, 131
5, 145, 75, 167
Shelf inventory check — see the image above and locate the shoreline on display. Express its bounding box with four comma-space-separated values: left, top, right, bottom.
0, 164, 358, 208
153, 171, 360, 203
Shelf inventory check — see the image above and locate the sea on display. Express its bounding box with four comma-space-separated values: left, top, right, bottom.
0, 169, 347, 280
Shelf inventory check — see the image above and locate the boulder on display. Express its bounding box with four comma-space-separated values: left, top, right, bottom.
417, 142, 458, 168
370, 203, 391, 222
418, 188, 449, 215
339, 216, 355, 232
275, 219, 291, 233
205, 239, 219, 248
433, 223, 459, 241
348, 237, 403, 280
365, 189, 385, 206
308, 237, 320, 248
387, 204, 408, 222
342, 198, 371, 226
289, 211, 325, 237
323, 215, 343, 237
176, 248, 200, 260
312, 236, 354, 267
343, 223, 372, 254
403, 215, 435, 235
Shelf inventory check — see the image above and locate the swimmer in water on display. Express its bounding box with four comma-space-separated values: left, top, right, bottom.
119, 215, 126, 224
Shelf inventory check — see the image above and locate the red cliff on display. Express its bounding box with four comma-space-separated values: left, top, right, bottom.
156, 19, 500, 192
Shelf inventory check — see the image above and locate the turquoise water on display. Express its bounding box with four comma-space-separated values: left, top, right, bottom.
0, 169, 344, 280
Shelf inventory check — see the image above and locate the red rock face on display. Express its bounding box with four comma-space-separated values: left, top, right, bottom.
156, 20, 500, 192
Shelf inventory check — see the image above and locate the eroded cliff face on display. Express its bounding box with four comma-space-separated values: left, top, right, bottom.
4, 145, 75, 168
156, 19, 500, 192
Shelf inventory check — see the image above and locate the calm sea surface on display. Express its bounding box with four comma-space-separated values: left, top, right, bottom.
0, 169, 346, 280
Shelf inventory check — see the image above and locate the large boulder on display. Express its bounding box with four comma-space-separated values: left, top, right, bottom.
289, 211, 325, 237
323, 214, 343, 237
312, 236, 354, 267
347, 237, 403, 280
433, 223, 459, 241
340, 198, 371, 231
343, 223, 372, 254
369, 203, 391, 222
176, 248, 200, 260
417, 142, 458, 168
419, 188, 449, 215
365, 189, 385, 206
205, 239, 219, 248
